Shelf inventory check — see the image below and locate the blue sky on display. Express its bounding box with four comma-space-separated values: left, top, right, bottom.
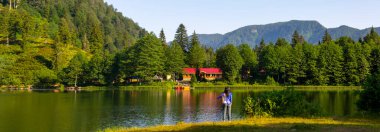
104, 0, 380, 41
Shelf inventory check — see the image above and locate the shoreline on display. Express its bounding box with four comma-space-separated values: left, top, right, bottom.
101, 117, 380, 132
0, 85, 362, 91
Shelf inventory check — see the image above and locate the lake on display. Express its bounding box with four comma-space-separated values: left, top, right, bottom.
0, 88, 360, 132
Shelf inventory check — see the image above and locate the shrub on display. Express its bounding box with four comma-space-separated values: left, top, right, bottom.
243, 88, 321, 117
357, 74, 380, 113
264, 76, 279, 86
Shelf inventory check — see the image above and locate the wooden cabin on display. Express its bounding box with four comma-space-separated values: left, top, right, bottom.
127, 76, 141, 83
199, 68, 223, 81
182, 68, 196, 82
182, 68, 223, 81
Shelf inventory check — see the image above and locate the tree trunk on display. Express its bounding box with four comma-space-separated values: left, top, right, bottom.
75, 74, 78, 87
6, 37, 9, 46
9, 0, 11, 10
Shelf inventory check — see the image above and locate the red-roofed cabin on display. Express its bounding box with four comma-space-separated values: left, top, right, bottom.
182, 68, 196, 81
199, 68, 222, 81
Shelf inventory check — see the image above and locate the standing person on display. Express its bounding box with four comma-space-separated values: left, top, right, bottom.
217, 87, 232, 121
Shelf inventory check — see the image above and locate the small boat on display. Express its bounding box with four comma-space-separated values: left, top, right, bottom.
174, 84, 191, 90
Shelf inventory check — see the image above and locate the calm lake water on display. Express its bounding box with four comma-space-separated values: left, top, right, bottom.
0, 88, 359, 132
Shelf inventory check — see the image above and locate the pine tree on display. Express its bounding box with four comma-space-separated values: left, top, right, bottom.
276, 42, 292, 84
291, 30, 305, 47
58, 18, 73, 45
303, 43, 319, 85
174, 24, 189, 53
204, 47, 216, 67
342, 42, 360, 85
85, 52, 105, 85
134, 33, 165, 82
275, 38, 289, 47
318, 42, 343, 85
370, 47, 380, 74
165, 42, 185, 80
322, 30, 332, 43
0, 8, 10, 46
287, 44, 306, 84
159, 29, 167, 47
62, 52, 87, 87
188, 31, 206, 68
364, 27, 380, 45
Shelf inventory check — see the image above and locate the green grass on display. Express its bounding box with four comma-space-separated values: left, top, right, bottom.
101, 117, 380, 132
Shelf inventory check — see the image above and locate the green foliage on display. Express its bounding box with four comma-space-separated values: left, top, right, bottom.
238, 44, 258, 82
174, 24, 189, 53
120, 33, 165, 82
317, 42, 343, 85
61, 52, 87, 86
216, 44, 244, 83
370, 47, 380, 74
188, 31, 206, 68
165, 42, 185, 77
264, 76, 279, 86
357, 74, 380, 113
322, 30, 332, 43
243, 88, 321, 117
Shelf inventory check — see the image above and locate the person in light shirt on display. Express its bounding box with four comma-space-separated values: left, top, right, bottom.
217, 87, 232, 121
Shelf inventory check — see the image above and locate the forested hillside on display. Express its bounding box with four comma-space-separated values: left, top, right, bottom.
197, 20, 380, 49
0, 0, 146, 87
1, 1, 380, 88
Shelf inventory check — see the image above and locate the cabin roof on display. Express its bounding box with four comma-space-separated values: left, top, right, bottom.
183, 68, 196, 74
199, 68, 222, 74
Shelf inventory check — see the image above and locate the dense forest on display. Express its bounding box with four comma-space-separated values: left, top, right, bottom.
1, 1, 380, 87
0, 0, 147, 87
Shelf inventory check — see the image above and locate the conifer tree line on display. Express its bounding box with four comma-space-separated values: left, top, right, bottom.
67, 24, 380, 86
1, 1, 380, 87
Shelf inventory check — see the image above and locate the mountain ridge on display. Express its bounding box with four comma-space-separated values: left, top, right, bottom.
195, 20, 380, 49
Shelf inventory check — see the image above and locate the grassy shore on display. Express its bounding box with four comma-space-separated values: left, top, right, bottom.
101, 117, 380, 132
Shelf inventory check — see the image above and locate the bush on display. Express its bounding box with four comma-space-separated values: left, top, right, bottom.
357, 74, 380, 113
264, 76, 279, 86
243, 88, 321, 117
34, 69, 59, 89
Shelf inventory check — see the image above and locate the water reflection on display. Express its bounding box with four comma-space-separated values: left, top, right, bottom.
0, 89, 359, 132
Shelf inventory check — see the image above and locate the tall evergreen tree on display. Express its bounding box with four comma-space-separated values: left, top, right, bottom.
62, 52, 87, 87
342, 42, 360, 85
188, 31, 206, 68
204, 47, 216, 67
318, 42, 343, 85
159, 28, 167, 46
134, 33, 165, 82
322, 30, 332, 43
287, 43, 306, 84
165, 42, 185, 80
370, 47, 380, 74
291, 30, 305, 47
303, 43, 319, 85
174, 24, 189, 53
275, 38, 289, 47
364, 27, 380, 45
275, 42, 292, 84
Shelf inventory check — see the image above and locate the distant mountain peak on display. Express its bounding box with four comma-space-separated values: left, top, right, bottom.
195, 20, 379, 49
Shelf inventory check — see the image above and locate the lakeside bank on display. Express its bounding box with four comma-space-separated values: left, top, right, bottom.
101, 117, 380, 132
